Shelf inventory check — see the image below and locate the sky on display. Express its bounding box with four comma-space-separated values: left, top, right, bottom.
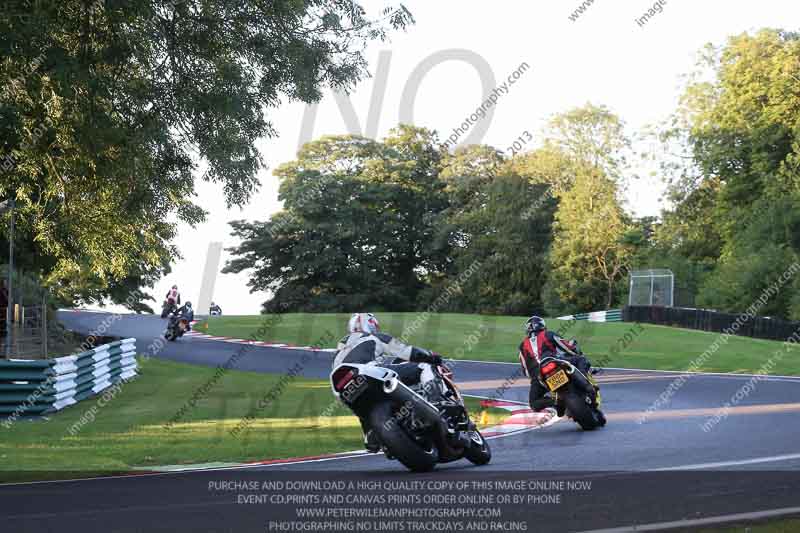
100, 0, 799, 315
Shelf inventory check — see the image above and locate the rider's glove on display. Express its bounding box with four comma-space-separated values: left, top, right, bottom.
427, 353, 444, 366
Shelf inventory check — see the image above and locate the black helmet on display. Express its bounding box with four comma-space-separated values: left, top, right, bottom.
525, 315, 546, 335
185, 302, 192, 309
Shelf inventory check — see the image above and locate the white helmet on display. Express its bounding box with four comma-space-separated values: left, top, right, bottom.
348, 313, 380, 335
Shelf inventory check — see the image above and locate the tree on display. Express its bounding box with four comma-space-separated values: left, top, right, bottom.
0, 0, 413, 306
224, 126, 446, 312
435, 145, 557, 315
545, 103, 632, 183
546, 170, 633, 312
540, 105, 634, 313
662, 29, 800, 319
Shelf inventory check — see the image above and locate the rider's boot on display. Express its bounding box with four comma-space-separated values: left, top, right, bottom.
358, 416, 380, 453
363, 429, 381, 453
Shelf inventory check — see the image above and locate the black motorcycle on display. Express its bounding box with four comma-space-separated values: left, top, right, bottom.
164, 313, 190, 341
330, 360, 491, 472
533, 354, 606, 430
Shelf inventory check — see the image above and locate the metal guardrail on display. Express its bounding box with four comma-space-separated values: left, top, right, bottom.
556, 309, 623, 323
0, 338, 138, 418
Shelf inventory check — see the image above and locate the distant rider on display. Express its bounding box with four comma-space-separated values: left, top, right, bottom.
518, 315, 594, 419
165, 284, 181, 306
209, 302, 222, 315
173, 301, 194, 330
333, 312, 447, 453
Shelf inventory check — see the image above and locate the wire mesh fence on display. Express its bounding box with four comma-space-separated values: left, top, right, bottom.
0, 266, 56, 359
628, 269, 675, 307
1, 301, 50, 359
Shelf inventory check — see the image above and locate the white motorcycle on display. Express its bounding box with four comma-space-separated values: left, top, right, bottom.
330, 359, 491, 472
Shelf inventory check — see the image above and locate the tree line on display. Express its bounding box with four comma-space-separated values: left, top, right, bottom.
227, 29, 800, 320
2, 6, 797, 321
0, 0, 413, 310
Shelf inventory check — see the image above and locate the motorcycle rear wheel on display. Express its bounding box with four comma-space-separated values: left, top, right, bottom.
564, 390, 601, 430
370, 402, 438, 472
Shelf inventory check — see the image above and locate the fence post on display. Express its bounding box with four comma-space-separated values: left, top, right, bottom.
41, 291, 47, 359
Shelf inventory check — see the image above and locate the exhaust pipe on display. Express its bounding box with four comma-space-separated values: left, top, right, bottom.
383, 378, 441, 424
383, 379, 465, 457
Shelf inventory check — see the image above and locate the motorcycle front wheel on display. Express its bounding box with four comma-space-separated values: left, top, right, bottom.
370, 402, 438, 472
463, 429, 492, 465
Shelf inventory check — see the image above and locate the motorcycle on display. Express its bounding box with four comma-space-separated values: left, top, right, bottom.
330, 359, 491, 472
160, 299, 177, 319
164, 313, 190, 341
530, 351, 606, 430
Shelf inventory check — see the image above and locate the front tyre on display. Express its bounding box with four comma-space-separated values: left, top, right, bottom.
369, 402, 438, 472
463, 429, 492, 465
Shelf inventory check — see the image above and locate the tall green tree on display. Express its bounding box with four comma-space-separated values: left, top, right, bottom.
545, 102, 632, 183
0, 0, 412, 306
545, 169, 633, 312
540, 104, 634, 313
224, 126, 446, 312
662, 29, 800, 319
434, 145, 557, 315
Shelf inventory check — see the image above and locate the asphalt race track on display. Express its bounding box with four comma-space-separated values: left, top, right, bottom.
3, 311, 800, 532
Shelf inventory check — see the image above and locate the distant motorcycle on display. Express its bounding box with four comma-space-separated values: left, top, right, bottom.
160, 299, 177, 319
531, 352, 606, 430
331, 359, 491, 472
164, 313, 190, 341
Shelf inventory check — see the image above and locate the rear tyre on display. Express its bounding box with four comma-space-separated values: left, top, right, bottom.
595, 408, 607, 427
564, 391, 599, 430
463, 429, 492, 465
370, 402, 438, 472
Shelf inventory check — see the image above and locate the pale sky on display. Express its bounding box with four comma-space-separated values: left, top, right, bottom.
97, 0, 799, 315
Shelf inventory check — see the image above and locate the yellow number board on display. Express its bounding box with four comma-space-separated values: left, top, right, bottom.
546, 369, 569, 391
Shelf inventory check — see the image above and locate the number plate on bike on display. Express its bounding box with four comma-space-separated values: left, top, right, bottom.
546, 370, 568, 391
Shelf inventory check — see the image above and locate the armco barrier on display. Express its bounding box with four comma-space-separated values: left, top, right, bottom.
0, 338, 138, 417
557, 309, 623, 323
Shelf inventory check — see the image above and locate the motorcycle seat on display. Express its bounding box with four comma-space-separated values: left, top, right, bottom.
382, 363, 422, 386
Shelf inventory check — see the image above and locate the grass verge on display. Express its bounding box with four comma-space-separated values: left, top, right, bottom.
199, 313, 800, 375
1, 358, 507, 482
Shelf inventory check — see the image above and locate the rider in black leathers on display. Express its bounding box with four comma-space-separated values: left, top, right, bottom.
170, 301, 194, 331
519, 315, 594, 417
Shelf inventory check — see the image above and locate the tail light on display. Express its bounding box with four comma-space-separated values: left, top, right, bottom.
541, 361, 558, 375
332, 368, 356, 392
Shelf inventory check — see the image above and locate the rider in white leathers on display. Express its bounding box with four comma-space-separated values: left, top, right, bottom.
333, 313, 445, 452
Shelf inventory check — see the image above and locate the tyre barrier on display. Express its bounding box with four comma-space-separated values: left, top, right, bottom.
557, 309, 623, 323
0, 338, 138, 418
